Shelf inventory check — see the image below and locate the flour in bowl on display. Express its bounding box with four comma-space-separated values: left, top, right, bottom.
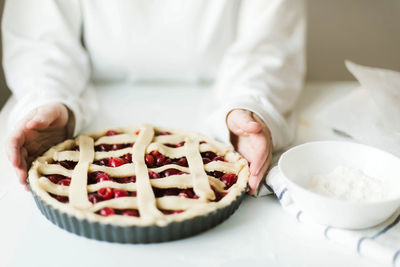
307, 166, 385, 202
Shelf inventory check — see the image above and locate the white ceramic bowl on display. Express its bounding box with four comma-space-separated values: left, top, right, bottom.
278, 141, 400, 229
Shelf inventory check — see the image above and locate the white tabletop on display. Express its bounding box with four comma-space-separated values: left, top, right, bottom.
0, 81, 381, 267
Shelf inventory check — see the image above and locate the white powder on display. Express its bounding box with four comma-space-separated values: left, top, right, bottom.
307, 166, 386, 202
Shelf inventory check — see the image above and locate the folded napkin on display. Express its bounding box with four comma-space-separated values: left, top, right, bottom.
257, 62, 400, 266
266, 166, 400, 267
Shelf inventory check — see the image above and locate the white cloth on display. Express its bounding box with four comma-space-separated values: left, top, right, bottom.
2, 0, 305, 150
316, 61, 400, 157
265, 166, 400, 267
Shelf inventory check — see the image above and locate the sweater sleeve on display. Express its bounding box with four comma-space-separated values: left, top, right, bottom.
210, 0, 306, 151
2, 0, 96, 136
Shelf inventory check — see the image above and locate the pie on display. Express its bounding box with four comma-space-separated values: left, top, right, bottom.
28, 124, 249, 242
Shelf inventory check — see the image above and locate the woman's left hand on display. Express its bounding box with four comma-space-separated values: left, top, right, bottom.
227, 109, 273, 195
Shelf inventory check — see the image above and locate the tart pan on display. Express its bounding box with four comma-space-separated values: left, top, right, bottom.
30, 186, 247, 243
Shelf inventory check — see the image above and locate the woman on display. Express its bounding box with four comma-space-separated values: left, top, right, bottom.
3, 0, 305, 195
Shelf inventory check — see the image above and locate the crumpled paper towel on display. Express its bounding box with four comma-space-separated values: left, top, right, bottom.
317, 60, 400, 157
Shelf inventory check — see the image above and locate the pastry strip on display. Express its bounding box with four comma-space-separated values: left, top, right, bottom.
69, 135, 94, 209
185, 138, 215, 201
132, 124, 163, 221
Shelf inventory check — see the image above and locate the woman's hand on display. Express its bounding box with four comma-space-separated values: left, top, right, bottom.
227, 109, 273, 195
6, 103, 74, 189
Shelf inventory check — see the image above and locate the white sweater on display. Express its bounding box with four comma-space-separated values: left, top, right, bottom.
2, 0, 305, 150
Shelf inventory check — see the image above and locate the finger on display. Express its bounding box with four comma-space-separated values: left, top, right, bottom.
249, 154, 272, 195
247, 134, 269, 176
16, 146, 29, 185
249, 145, 268, 177
6, 131, 25, 167
227, 110, 262, 135
18, 159, 28, 186
26, 105, 62, 130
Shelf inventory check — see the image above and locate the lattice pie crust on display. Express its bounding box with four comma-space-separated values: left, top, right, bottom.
28, 124, 249, 227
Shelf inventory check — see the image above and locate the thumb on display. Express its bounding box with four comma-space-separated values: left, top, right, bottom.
227, 109, 262, 135
26, 104, 68, 130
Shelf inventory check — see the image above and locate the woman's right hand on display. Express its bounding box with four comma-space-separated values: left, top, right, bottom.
6, 103, 74, 189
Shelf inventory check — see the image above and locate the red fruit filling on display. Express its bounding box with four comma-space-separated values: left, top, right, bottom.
201, 151, 217, 160
151, 150, 161, 157
46, 174, 67, 184
97, 208, 140, 217
161, 168, 182, 177
155, 154, 166, 166
99, 207, 115, 216
149, 171, 161, 179
106, 130, 119, 136
220, 173, 237, 188
88, 193, 103, 204
165, 141, 185, 148
109, 157, 126, 167
145, 154, 155, 166
206, 171, 224, 178
57, 178, 71, 186
202, 158, 211, 164
88, 171, 113, 184
93, 158, 109, 166
113, 189, 128, 198
123, 153, 132, 163
158, 131, 171, 135
161, 210, 184, 215
94, 143, 133, 152
98, 187, 114, 199
154, 188, 197, 198
50, 193, 69, 203
56, 161, 77, 170
211, 186, 227, 201
116, 176, 136, 183
213, 156, 225, 162
178, 189, 195, 198
176, 141, 185, 147
176, 157, 188, 167
122, 209, 140, 217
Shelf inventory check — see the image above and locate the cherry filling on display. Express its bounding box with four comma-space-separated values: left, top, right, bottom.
46, 138, 235, 211
46, 174, 68, 184
148, 169, 187, 179
50, 193, 69, 203
207, 171, 237, 189
201, 152, 226, 163
145, 151, 188, 168
94, 143, 133, 152
161, 210, 184, 215
115, 176, 136, 184
165, 141, 185, 148
156, 131, 171, 136
211, 186, 227, 201
55, 161, 77, 170
97, 208, 140, 217
88, 171, 112, 184
109, 157, 126, 167
93, 153, 132, 167
153, 188, 199, 199
88, 188, 136, 204
106, 130, 119, 136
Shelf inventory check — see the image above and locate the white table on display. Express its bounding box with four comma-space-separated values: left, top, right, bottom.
0, 82, 381, 267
